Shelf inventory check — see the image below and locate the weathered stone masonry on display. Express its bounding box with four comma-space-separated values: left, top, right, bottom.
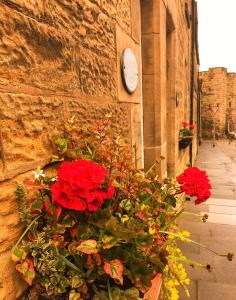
200, 67, 236, 138
0, 1, 199, 299
0, 1, 143, 298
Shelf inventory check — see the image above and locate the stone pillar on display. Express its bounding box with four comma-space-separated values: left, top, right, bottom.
141, 0, 167, 177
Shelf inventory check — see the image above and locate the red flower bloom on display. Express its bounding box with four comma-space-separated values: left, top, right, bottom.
51, 160, 114, 211
189, 124, 195, 130
182, 121, 188, 128
177, 167, 212, 205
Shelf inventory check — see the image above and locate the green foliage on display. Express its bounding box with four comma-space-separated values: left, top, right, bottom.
13, 114, 190, 299
92, 287, 142, 300
16, 183, 31, 223
161, 233, 191, 300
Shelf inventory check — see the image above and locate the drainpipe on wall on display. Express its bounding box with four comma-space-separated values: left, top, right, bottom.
189, 0, 195, 166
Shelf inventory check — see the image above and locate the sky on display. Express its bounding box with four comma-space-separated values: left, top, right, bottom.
197, 0, 236, 72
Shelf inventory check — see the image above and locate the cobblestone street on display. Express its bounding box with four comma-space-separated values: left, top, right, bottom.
179, 140, 236, 300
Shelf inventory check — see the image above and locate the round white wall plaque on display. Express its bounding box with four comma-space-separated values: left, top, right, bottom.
121, 48, 139, 94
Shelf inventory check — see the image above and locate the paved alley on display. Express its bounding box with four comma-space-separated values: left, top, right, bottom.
179, 140, 236, 300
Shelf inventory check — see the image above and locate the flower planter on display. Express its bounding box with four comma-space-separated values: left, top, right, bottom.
179, 137, 192, 149
144, 274, 162, 300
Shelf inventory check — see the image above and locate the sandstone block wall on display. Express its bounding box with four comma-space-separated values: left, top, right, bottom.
0, 1, 199, 298
0, 1, 142, 299
200, 67, 236, 138
141, 0, 199, 176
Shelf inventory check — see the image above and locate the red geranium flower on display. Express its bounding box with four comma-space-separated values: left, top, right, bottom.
189, 124, 195, 130
177, 167, 212, 205
182, 121, 188, 128
51, 160, 114, 211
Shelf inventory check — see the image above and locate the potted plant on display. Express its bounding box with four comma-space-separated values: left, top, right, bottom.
179, 121, 195, 149
12, 115, 220, 300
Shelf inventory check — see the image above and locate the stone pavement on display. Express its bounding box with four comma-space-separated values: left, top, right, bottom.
179, 140, 236, 300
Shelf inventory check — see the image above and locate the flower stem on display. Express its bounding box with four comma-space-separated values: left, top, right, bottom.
13, 215, 41, 250
160, 230, 230, 258
107, 279, 113, 300
161, 208, 185, 231
172, 190, 185, 196
182, 211, 205, 218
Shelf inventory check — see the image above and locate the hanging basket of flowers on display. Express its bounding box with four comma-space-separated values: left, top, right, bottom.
12, 115, 226, 300
179, 137, 192, 149
179, 121, 195, 150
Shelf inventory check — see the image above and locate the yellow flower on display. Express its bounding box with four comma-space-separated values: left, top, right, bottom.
149, 227, 155, 235
170, 287, 179, 300
181, 230, 190, 238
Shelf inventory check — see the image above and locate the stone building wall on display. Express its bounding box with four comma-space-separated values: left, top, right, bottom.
200, 68, 236, 138
142, 0, 199, 177
227, 73, 236, 132
0, 1, 142, 299
0, 1, 199, 299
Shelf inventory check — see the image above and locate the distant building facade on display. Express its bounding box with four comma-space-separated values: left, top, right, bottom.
0, 1, 199, 299
200, 67, 236, 138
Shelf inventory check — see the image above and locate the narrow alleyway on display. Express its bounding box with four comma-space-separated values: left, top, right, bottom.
179, 140, 236, 300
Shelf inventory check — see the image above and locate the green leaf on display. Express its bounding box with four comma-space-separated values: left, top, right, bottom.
11, 246, 26, 262
61, 214, 76, 228
55, 253, 84, 275
15, 259, 35, 285
102, 236, 119, 250
119, 199, 132, 211
51, 155, 64, 162
124, 288, 141, 299
104, 259, 124, 285
54, 137, 69, 153
69, 290, 81, 300
71, 275, 84, 289
52, 223, 66, 234
76, 240, 98, 254
31, 201, 43, 214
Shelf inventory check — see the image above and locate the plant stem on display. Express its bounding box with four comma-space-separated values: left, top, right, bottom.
107, 279, 113, 300
129, 194, 152, 216
182, 211, 204, 218
172, 190, 185, 196
160, 230, 230, 258
145, 160, 160, 175
161, 209, 184, 231
13, 215, 41, 250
